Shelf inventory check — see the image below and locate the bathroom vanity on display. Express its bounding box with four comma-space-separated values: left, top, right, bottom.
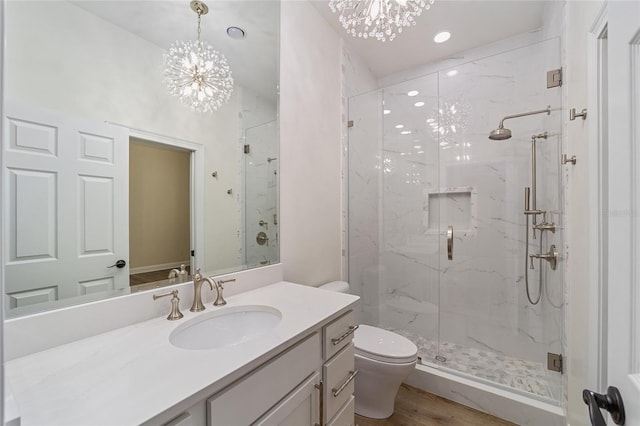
4, 281, 359, 425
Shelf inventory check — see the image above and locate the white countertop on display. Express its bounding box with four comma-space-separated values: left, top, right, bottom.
5, 282, 359, 425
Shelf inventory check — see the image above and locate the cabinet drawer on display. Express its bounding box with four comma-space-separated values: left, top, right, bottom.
323, 310, 356, 359
208, 333, 321, 425
327, 395, 354, 426
323, 343, 355, 422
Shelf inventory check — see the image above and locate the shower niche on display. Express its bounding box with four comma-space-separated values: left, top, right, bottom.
348, 37, 564, 406
425, 187, 475, 234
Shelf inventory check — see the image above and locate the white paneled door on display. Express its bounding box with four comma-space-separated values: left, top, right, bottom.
3, 103, 129, 309
600, 1, 640, 425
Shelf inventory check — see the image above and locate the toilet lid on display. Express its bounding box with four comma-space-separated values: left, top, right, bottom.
353, 325, 418, 364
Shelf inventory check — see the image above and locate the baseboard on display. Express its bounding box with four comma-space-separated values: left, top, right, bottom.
129, 261, 189, 275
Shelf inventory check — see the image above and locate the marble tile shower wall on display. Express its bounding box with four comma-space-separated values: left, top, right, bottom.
348, 38, 564, 378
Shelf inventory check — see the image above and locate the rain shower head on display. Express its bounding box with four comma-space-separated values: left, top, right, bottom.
488, 106, 552, 140
489, 127, 512, 140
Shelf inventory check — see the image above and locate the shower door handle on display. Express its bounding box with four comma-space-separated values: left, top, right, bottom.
447, 225, 453, 260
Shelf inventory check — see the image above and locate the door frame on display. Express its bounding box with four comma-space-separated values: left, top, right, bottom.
587, 2, 609, 393
126, 127, 205, 275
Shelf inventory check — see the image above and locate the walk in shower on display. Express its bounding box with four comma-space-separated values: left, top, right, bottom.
347, 38, 564, 406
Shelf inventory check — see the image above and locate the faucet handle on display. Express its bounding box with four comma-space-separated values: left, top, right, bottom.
193, 267, 202, 281
153, 290, 184, 321
212, 278, 235, 306
218, 278, 236, 287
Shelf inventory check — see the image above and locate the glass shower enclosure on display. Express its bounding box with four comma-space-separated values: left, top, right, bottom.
347, 38, 564, 404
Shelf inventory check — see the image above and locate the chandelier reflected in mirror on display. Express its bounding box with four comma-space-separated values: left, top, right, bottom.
329, 0, 435, 42
163, 1, 233, 113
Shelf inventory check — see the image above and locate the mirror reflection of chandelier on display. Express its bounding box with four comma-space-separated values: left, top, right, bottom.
163, 1, 234, 113
329, 0, 435, 42
428, 97, 472, 144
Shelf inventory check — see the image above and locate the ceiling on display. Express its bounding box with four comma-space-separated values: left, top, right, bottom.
311, 0, 547, 78
71, 1, 546, 98
73, 1, 279, 103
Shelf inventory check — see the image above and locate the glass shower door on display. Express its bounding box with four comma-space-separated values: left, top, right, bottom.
347, 38, 564, 406
435, 39, 564, 404
377, 74, 441, 364
244, 120, 279, 267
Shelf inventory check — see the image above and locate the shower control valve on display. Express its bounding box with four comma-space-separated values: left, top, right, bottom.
533, 222, 556, 233
529, 244, 558, 271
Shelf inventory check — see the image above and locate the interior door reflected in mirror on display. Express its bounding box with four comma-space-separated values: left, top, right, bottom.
2, 0, 280, 317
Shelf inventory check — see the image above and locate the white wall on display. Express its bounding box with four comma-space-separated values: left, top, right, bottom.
0, 1, 5, 420
279, 1, 343, 285
563, 1, 606, 424
4, 1, 241, 275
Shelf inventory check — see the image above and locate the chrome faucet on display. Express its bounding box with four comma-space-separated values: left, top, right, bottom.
529, 244, 558, 270
191, 268, 215, 312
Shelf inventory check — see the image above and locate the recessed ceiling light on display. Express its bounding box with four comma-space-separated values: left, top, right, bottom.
434, 31, 451, 43
395, 124, 404, 129
414, 101, 425, 107
413, 145, 422, 149
446, 69, 459, 77
407, 90, 419, 97
227, 26, 246, 40
384, 109, 391, 115
401, 130, 412, 135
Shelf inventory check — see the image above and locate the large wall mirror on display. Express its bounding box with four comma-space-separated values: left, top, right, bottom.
2, 1, 280, 317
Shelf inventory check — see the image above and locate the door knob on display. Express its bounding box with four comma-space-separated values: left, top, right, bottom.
583, 386, 625, 426
107, 259, 127, 269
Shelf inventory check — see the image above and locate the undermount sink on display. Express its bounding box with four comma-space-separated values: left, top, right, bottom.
169, 305, 282, 350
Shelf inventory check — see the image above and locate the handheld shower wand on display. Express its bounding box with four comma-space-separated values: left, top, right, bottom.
488, 108, 560, 306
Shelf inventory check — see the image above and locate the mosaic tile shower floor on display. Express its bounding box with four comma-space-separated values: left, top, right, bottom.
390, 328, 561, 401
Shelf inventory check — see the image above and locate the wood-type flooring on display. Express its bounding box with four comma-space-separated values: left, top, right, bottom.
355, 384, 516, 426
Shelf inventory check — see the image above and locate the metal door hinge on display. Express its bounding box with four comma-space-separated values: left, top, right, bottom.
347, 120, 354, 128
548, 352, 563, 373
547, 68, 562, 88
244, 144, 250, 154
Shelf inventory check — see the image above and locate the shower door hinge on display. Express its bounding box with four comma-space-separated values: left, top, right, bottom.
547, 68, 562, 88
548, 352, 563, 373
347, 120, 354, 128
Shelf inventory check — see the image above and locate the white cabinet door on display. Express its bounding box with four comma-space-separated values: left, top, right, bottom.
254, 372, 320, 426
3, 102, 129, 309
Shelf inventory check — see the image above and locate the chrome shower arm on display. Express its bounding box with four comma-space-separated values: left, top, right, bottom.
497, 106, 551, 129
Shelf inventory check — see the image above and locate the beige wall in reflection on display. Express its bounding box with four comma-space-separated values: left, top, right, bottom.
129, 139, 190, 270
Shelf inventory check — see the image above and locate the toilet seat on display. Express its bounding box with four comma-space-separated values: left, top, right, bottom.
353, 325, 418, 364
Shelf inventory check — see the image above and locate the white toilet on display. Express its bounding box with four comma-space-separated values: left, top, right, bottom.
320, 281, 418, 419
